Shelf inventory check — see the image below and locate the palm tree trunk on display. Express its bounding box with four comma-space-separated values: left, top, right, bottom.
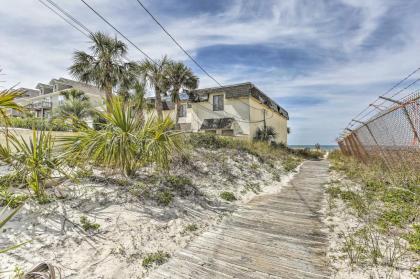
105, 85, 113, 112
154, 85, 164, 120
175, 99, 180, 126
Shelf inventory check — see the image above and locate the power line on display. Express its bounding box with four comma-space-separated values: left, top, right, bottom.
134, 0, 223, 87
40, 0, 278, 124
78, 0, 274, 119
38, 0, 90, 38
44, 0, 92, 36
79, 0, 155, 63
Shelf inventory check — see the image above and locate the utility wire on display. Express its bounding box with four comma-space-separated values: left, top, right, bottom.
78, 0, 275, 122
38, 0, 90, 38
134, 0, 223, 87
40, 0, 278, 124
80, 0, 155, 64
45, 0, 92, 36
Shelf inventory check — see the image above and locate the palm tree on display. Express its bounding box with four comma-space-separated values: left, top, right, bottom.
59, 97, 180, 177
139, 56, 171, 119
69, 32, 138, 108
165, 62, 199, 124
60, 88, 88, 101
56, 89, 92, 120
0, 90, 24, 149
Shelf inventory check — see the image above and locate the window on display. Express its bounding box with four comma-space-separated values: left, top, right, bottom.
221, 129, 234, 136
178, 104, 187, 117
213, 94, 224, 111
58, 95, 65, 105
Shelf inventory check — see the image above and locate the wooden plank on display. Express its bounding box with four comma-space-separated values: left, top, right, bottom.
146, 160, 331, 279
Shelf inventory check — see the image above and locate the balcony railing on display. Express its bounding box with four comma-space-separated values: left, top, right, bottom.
26, 101, 52, 110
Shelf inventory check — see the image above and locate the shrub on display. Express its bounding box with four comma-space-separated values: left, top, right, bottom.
242, 182, 261, 194
80, 216, 100, 231
184, 224, 198, 232
405, 224, 420, 254
8, 117, 73, 131
339, 190, 367, 217
142, 251, 170, 268
156, 190, 173, 206
220, 191, 236, 202
254, 126, 277, 142
282, 156, 301, 172
326, 186, 341, 199
377, 206, 417, 229
0, 129, 63, 199
0, 190, 28, 208
60, 97, 181, 177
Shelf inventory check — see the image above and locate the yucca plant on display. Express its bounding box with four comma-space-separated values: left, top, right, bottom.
0, 130, 63, 198
60, 97, 181, 177
254, 126, 277, 142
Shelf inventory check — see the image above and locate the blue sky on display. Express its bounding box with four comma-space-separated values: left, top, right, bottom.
1, 0, 420, 144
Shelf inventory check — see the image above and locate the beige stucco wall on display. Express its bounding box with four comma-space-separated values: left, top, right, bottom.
249, 97, 288, 144
190, 93, 251, 136
143, 95, 287, 144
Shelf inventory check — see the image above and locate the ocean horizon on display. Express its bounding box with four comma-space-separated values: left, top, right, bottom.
288, 145, 339, 151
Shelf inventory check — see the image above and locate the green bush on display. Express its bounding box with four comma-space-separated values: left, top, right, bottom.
0, 130, 64, 199
282, 156, 301, 172
80, 216, 100, 231
156, 190, 173, 206
220, 191, 236, 202
142, 251, 170, 268
377, 206, 417, 229
0, 190, 28, 208
405, 224, 420, 254
326, 186, 341, 199
184, 224, 198, 232
8, 117, 73, 131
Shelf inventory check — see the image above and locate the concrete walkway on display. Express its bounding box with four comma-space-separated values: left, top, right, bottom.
147, 160, 330, 279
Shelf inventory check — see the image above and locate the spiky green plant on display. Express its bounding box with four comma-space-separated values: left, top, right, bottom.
55, 89, 92, 121
0, 204, 29, 254
254, 126, 277, 142
60, 97, 181, 177
0, 130, 63, 198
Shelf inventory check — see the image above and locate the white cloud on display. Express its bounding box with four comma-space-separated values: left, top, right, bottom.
1, 0, 419, 144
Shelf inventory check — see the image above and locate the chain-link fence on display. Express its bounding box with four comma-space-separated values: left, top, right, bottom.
338, 91, 420, 170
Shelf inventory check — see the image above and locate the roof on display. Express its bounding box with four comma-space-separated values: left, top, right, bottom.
190, 82, 289, 120
200, 118, 235, 130
16, 88, 40, 98
55, 78, 104, 96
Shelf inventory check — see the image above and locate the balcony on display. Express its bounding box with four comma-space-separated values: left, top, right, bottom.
26, 101, 52, 110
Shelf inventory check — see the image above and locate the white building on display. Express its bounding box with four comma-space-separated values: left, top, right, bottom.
14, 78, 105, 118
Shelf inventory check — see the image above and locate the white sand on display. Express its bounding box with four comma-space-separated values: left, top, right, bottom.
1, 148, 294, 278
322, 169, 419, 279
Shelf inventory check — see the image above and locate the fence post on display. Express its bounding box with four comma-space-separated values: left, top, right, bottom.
353, 133, 368, 162
365, 123, 392, 170
379, 96, 420, 144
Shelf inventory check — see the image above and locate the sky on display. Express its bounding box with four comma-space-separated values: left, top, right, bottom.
1, 0, 420, 144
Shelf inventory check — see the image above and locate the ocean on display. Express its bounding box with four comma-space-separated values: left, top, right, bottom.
288, 145, 339, 151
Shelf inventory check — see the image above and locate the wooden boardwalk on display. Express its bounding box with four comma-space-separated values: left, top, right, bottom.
147, 160, 330, 279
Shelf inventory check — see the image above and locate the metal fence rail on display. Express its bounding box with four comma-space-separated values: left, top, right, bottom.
338, 91, 420, 169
